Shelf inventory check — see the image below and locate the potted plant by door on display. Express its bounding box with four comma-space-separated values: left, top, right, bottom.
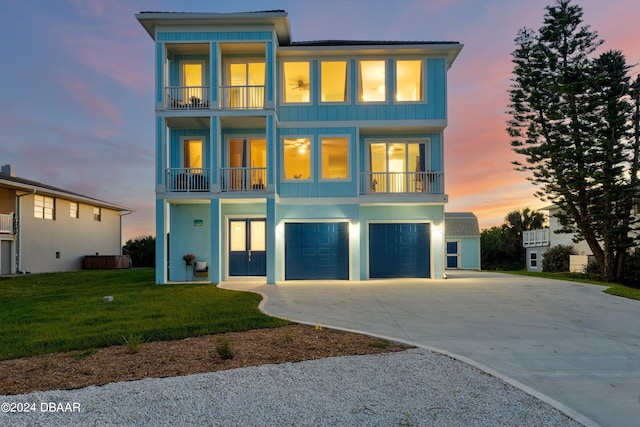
183, 253, 195, 280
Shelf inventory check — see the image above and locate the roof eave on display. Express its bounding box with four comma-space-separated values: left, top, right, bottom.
0, 178, 132, 212
135, 11, 291, 44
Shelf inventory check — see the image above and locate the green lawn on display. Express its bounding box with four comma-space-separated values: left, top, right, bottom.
0, 269, 289, 361
500, 270, 640, 300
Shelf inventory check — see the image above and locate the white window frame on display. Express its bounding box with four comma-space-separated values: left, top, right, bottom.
320, 60, 349, 104
282, 135, 313, 181
394, 58, 425, 104
93, 207, 102, 222
282, 60, 312, 104
319, 135, 351, 181
357, 59, 387, 104
181, 136, 205, 170
70, 201, 79, 219
530, 251, 538, 269
34, 195, 55, 220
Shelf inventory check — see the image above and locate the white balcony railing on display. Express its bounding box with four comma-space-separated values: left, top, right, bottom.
523, 228, 550, 247
360, 171, 444, 194
166, 168, 210, 192
221, 167, 267, 192
0, 213, 14, 234
220, 85, 265, 109
165, 86, 210, 110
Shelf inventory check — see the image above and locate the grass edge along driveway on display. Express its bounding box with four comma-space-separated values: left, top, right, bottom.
0, 269, 289, 361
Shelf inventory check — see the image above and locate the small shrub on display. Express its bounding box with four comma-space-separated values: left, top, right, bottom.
216, 337, 234, 360
71, 348, 98, 360
542, 245, 573, 272
368, 339, 390, 349
621, 252, 640, 288
122, 334, 143, 354
282, 330, 292, 343
583, 260, 604, 281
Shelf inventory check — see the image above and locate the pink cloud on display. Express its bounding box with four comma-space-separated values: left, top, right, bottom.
63, 79, 124, 126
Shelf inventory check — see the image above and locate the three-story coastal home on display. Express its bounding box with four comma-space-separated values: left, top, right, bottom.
137, 10, 462, 284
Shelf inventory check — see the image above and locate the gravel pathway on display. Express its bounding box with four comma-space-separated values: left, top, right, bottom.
1, 348, 582, 426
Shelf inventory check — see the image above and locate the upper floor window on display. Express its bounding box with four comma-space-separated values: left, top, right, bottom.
321, 137, 349, 179
359, 60, 386, 102
283, 137, 311, 180
182, 61, 205, 102
184, 139, 203, 170
34, 195, 54, 220
396, 60, 423, 102
227, 61, 265, 109
283, 62, 310, 103
368, 140, 429, 192
70, 202, 79, 219
93, 207, 101, 222
321, 61, 347, 102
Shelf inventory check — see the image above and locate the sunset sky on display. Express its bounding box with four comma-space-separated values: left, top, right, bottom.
1, 0, 639, 242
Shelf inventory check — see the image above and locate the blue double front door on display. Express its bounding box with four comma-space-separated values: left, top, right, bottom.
228, 218, 266, 276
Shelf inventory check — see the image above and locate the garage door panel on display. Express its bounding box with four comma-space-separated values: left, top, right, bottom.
369, 223, 430, 278
285, 222, 349, 280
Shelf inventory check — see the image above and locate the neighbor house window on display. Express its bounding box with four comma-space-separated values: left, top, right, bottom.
321, 137, 349, 179
34, 195, 54, 220
70, 202, 79, 219
530, 252, 538, 268
396, 60, 423, 101
283, 62, 310, 103
359, 60, 385, 102
321, 61, 347, 102
283, 137, 311, 180
93, 207, 101, 222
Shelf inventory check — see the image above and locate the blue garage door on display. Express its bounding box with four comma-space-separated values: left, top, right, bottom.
369, 223, 430, 278
285, 222, 349, 280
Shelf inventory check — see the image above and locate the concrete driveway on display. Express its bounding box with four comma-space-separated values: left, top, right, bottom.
221, 271, 640, 427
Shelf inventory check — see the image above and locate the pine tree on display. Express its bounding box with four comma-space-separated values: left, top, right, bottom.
507, 0, 639, 282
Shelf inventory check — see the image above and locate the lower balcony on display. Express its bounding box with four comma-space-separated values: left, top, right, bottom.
0, 213, 14, 234
166, 168, 210, 192
360, 171, 444, 194
221, 167, 267, 192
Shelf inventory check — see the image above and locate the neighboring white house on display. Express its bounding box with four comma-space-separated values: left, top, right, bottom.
523, 205, 594, 272
0, 164, 131, 275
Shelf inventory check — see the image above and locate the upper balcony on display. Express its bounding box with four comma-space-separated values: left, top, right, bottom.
164, 85, 266, 111
523, 228, 549, 248
0, 213, 14, 234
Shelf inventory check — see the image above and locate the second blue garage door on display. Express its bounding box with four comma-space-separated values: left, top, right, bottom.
285, 222, 349, 280
369, 223, 430, 278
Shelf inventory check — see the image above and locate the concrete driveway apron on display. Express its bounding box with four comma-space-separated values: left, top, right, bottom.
221, 271, 640, 427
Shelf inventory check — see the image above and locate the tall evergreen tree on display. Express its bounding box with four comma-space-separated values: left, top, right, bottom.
507, 0, 639, 282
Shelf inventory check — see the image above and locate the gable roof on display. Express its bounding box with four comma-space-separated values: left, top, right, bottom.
445, 212, 480, 237
0, 171, 131, 212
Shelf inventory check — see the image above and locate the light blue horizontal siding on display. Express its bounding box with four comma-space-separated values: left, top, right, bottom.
158, 31, 272, 42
